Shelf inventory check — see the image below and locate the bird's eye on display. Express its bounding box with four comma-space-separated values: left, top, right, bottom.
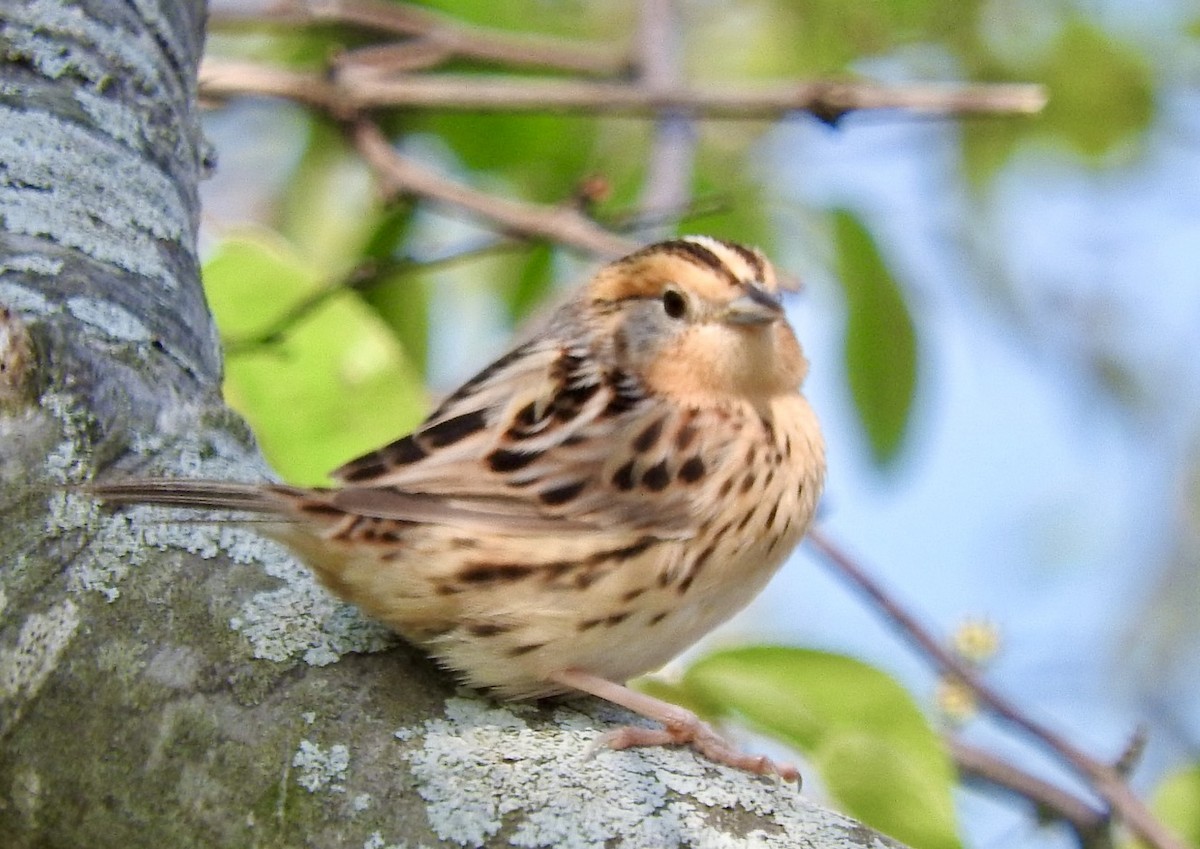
661, 288, 688, 319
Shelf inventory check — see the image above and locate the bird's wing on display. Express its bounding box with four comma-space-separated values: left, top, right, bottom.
330, 336, 695, 539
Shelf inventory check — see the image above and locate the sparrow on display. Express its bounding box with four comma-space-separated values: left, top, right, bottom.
88, 235, 825, 779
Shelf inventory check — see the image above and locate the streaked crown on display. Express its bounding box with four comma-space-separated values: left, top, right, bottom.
585, 236, 807, 401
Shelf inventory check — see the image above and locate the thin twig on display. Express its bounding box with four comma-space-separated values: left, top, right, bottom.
950, 738, 1111, 848
806, 529, 1187, 849
212, 0, 629, 76
199, 58, 1048, 121
350, 120, 636, 259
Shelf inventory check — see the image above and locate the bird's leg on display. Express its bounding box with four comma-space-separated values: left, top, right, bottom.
549, 668, 799, 781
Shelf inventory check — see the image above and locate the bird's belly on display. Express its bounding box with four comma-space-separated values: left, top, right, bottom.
408, 531, 798, 700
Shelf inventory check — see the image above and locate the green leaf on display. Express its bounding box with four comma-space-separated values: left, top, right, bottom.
1144, 763, 1200, 849
1037, 19, 1154, 159
962, 17, 1154, 182
203, 233, 427, 485
684, 647, 962, 849
832, 209, 918, 467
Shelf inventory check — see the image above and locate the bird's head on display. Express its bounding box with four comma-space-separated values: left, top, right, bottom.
585, 236, 808, 402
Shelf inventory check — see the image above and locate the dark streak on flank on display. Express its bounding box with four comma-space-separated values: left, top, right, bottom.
488, 448, 540, 473
541, 561, 574, 582
299, 501, 347, 518
579, 613, 626, 631
459, 563, 533, 583
611, 460, 637, 491
540, 480, 586, 506
718, 477, 735, 498
675, 418, 698, 451
337, 459, 387, 483
649, 611, 669, 625
467, 622, 512, 637
678, 456, 705, 483
509, 643, 544, 656
340, 434, 429, 482
422, 409, 487, 448
585, 536, 657, 567
691, 543, 717, 578
678, 549, 715, 594
355, 524, 377, 541
633, 417, 664, 453
642, 460, 670, 491
621, 587, 646, 602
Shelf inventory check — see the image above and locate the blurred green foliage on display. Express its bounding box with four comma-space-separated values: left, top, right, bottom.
203, 235, 427, 485
833, 209, 918, 467
963, 16, 1153, 182
647, 647, 961, 849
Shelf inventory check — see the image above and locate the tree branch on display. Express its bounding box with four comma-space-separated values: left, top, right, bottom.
199, 58, 1047, 121
950, 738, 1111, 848
213, 0, 630, 76
350, 120, 636, 258
806, 529, 1186, 849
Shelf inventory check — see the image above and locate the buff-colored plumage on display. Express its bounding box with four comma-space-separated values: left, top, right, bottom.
88, 236, 825, 778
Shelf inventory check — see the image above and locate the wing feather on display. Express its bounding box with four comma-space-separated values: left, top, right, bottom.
330, 334, 694, 539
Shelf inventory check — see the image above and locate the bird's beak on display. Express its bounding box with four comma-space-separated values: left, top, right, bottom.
722, 287, 783, 326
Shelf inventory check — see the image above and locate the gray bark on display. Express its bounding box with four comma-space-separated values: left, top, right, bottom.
0, 2, 904, 847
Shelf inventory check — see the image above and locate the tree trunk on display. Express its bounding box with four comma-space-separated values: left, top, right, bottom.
0, 2, 904, 846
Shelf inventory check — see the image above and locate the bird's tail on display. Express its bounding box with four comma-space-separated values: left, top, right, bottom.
78, 478, 299, 516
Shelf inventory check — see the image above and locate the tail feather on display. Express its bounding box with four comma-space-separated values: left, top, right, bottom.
79, 479, 299, 516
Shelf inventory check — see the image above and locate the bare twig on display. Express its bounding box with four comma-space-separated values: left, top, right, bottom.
350, 120, 636, 259
806, 529, 1187, 849
199, 58, 1048, 121
213, 0, 629, 76
950, 738, 1111, 848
